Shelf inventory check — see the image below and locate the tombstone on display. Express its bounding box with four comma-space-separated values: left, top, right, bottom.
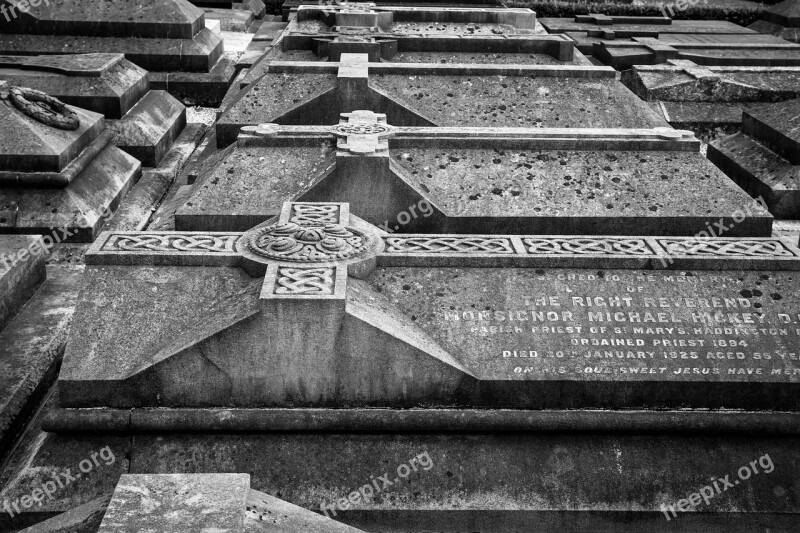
0, 54, 186, 167
749, 0, 800, 44
707, 98, 800, 218
193, 0, 267, 33
0, 197, 793, 530
269, 5, 562, 63
0, 234, 77, 475
620, 60, 800, 135
0, 0, 236, 106
0, 83, 141, 240
280, 0, 503, 23
219, 53, 664, 146
186, 111, 771, 237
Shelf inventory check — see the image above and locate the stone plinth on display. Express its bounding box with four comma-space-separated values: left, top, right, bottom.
0, 0, 235, 105
56, 201, 799, 410
192, 114, 769, 237
0, 86, 141, 240
218, 56, 662, 147
0, 54, 187, 167
708, 98, 800, 218
749, 0, 800, 44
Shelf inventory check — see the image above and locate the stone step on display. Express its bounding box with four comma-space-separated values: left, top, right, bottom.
708, 131, 800, 218
741, 98, 800, 164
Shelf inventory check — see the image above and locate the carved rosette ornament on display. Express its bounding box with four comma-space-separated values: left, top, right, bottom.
331, 122, 390, 136
5, 86, 80, 130
248, 222, 369, 262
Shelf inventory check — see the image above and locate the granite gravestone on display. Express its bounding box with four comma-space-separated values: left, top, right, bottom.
0, 0, 235, 105
0, 84, 141, 240
218, 53, 666, 146
0, 53, 186, 166
708, 98, 800, 218
621, 60, 800, 134
749, 0, 800, 44
55, 200, 800, 411
187, 110, 771, 236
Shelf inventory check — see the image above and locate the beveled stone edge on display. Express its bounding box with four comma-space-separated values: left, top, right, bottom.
267, 61, 616, 78
40, 407, 800, 435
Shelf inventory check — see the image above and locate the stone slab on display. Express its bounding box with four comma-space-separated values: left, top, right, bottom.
217, 61, 663, 147
540, 18, 757, 36
0, 424, 131, 531
126, 433, 798, 532
148, 53, 238, 106
0, 97, 106, 175
97, 473, 249, 533
18, 496, 110, 533
0, 235, 45, 332
2, 0, 206, 40
749, 19, 800, 44
0, 266, 81, 475
596, 41, 800, 70
181, 127, 769, 237
741, 98, 800, 164
0, 29, 224, 73
0, 54, 149, 119
3, 426, 797, 531
622, 64, 800, 103
708, 132, 800, 218
43, 407, 800, 435
111, 90, 187, 167
0, 145, 142, 241
104, 124, 205, 233
58, 209, 800, 410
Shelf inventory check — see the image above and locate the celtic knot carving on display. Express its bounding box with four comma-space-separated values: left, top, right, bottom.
290, 204, 341, 225
6, 86, 80, 130
658, 239, 796, 258
331, 123, 390, 136
102, 234, 240, 253
249, 222, 368, 262
384, 237, 515, 254
524, 238, 653, 256
275, 266, 335, 295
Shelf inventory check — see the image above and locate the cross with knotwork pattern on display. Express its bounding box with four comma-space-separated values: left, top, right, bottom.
67, 200, 800, 410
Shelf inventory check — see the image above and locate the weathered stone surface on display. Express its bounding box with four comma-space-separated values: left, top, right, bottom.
185, 121, 769, 236
0, 29, 224, 73
111, 90, 187, 167
741, 97, 800, 164
0, 236, 45, 332
18, 496, 110, 533
2, 0, 206, 39
97, 473, 249, 533
595, 39, 800, 70
128, 433, 797, 532
0, 54, 149, 119
217, 58, 663, 146
0, 266, 80, 466
708, 132, 800, 218
56, 199, 800, 410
